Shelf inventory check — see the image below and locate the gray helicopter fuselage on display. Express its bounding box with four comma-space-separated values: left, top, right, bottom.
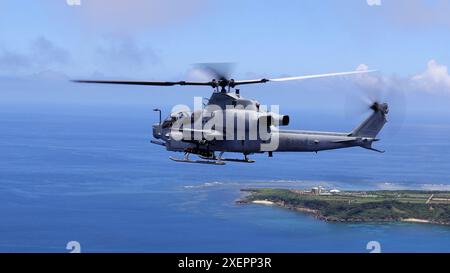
159, 130, 367, 154
152, 91, 388, 155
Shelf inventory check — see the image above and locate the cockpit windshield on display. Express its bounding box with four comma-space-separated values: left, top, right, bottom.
161, 111, 192, 129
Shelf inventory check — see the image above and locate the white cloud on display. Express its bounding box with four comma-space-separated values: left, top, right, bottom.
353, 60, 450, 95
66, 0, 81, 6
366, 0, 382, 7
354, 64, 382, 88
412, 59, 450, 93
356, 64, 369, 71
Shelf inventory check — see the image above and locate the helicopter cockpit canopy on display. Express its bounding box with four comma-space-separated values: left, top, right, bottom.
162, 111, 192, 129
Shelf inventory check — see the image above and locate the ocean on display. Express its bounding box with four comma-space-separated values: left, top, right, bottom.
1, 104, 450, 253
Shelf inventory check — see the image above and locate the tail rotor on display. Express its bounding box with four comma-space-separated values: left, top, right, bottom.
345, 81, 406, 137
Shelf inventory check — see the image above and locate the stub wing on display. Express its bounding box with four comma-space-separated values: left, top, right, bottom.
169, 128, 223, 142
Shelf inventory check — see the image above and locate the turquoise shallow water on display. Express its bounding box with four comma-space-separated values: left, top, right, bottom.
1, 105, 450, 253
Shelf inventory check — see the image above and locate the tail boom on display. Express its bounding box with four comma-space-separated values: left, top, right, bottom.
274, 102, 389, 153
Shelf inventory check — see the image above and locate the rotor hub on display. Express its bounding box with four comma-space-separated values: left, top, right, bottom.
370, 102, 389, 114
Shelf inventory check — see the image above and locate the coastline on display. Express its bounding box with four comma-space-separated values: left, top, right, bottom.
243, 199, 322, 219
238, 189, 450, 226
401, 218, 431, 224
252, 200, 275, 205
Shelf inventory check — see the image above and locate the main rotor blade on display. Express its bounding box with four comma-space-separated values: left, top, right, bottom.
270, 70, 376, 82
72, 80, 213, 87
73, 69, 376, 88
233, 70, 376, 86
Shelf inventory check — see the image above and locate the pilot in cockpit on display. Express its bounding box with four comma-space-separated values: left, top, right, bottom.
162, 111, 191, 129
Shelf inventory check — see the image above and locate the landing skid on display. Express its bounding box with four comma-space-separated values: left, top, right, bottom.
206, 152, 256, 164
220, 158, 256, 163
169, 156, 226, 165
171, 152, 256, 165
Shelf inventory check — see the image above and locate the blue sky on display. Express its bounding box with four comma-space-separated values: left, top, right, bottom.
1, 0, 450, 77
1, 0, 450, 123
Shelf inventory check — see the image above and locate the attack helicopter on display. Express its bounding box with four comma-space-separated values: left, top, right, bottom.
74, 64, 388, 165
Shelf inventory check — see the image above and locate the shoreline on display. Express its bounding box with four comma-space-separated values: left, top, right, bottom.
252, 200, 275, 205
248, 199, 447, 226
401, 218, 431, 224
238, 189, 450, 226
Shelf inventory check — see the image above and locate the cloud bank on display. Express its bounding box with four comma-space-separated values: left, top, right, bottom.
94, 37, 161, 76
355, 59, 450, 95
0, 37, 69, 75
412, 60, 450, 93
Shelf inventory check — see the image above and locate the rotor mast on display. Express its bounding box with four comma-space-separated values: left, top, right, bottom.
212, 79, 237, 93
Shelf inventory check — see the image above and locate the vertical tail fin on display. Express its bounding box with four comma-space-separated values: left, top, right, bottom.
350, 102, 388, 138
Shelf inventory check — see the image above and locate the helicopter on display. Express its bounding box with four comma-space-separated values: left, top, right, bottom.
74, 64, 388, 165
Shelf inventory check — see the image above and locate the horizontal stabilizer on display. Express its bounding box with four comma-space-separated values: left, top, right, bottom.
362, 146, 385, 153
332, 138, 357, 144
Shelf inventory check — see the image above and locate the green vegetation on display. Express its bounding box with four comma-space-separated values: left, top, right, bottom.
240, 189, 450, 225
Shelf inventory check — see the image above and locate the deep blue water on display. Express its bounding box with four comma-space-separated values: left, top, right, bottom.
1, 105, 450, 253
